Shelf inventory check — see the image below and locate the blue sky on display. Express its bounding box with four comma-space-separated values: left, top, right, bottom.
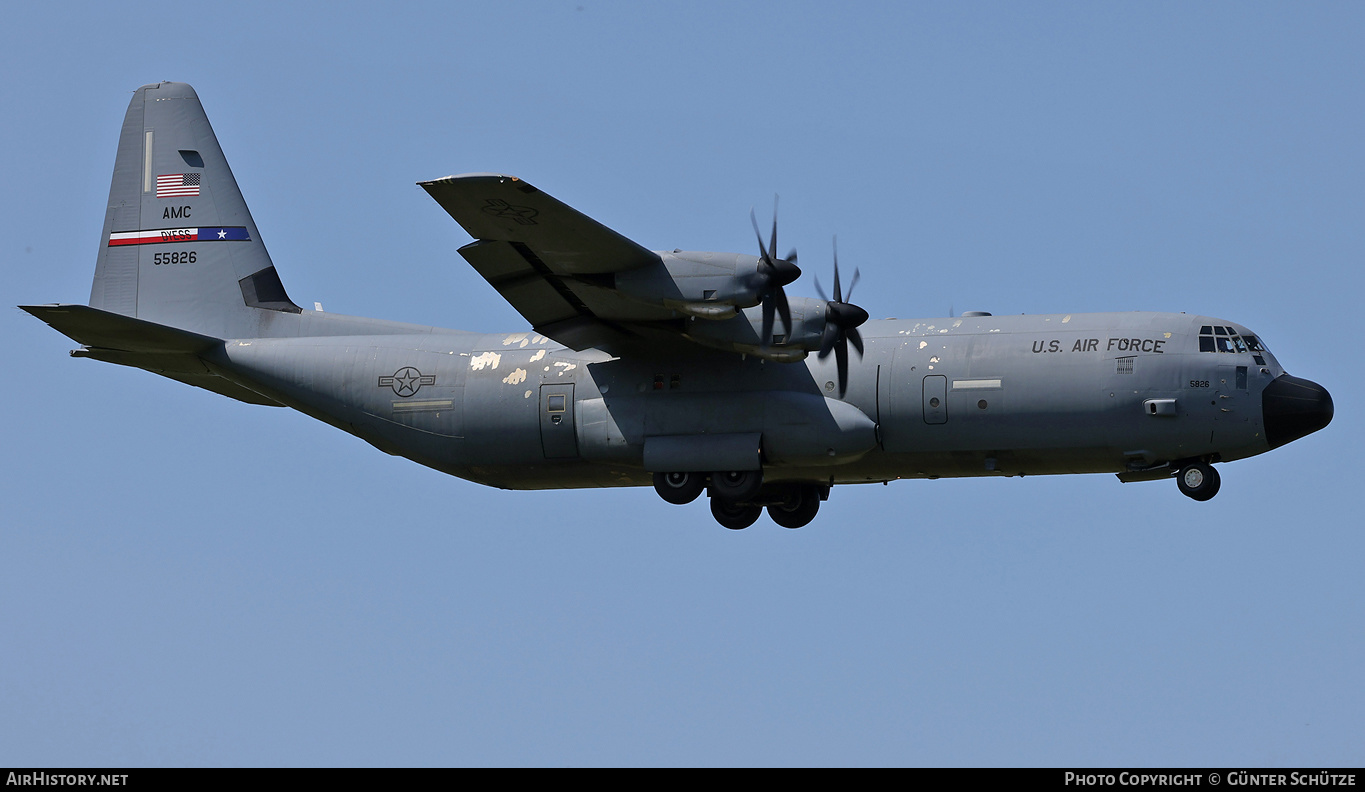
2, 1, 1361, 766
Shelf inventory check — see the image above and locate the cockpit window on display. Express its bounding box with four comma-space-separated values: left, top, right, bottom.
1199, 326, 1261, 354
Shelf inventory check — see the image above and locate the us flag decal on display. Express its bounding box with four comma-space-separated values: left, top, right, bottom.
156, 173, 201, 197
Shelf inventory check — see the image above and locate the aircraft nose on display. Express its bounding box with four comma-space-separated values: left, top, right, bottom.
1262, 374, 1334, 449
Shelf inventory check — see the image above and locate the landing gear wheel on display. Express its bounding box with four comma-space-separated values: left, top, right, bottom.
709, 470, 764, 504
1176, 463, 1221, 501
767, 484, 821, 529
711, 498, 762, 530
653, 471, 706, 505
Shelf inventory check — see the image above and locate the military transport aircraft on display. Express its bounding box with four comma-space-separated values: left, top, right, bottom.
23, 82, 1335, 529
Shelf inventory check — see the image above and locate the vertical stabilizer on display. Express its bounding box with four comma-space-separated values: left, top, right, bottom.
90, 82, 298, 338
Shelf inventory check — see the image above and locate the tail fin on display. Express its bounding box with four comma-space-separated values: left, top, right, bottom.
90, 82, 299, 338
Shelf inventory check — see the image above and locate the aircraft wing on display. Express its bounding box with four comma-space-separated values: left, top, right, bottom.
420, 174, 682, 352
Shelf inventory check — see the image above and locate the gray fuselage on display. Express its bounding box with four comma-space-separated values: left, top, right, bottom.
207, 309, 1281, 491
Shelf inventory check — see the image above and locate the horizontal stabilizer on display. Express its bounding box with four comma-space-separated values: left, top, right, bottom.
21, 304, 220, 353
20, 304, 283, 407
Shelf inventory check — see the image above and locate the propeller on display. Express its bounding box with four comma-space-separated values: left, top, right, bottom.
748, 198, 801, 345
814, 236, 869, 397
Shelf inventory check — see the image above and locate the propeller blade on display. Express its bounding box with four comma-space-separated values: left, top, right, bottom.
818, 321, 839, 359
746, 198, 801, 347
769, 196, 779, 261
848, 326, 864, 357
774, 287, 792, 339
832, 240, 842, 303
816, 234, 868, 395
761, 297, 775, 346
814, 275, 829, 303
749, 209, 771, 265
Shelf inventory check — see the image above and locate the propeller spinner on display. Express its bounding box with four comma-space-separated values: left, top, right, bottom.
814, 237, 869, 397
748, 198, 801, 345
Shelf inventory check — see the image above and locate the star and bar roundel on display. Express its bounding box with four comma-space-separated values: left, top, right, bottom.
379, 367, 436, 397
108, 227, 251, 246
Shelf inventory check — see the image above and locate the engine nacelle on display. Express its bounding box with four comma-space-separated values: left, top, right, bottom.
682, 298, 829, 362
612, 251, 768, 318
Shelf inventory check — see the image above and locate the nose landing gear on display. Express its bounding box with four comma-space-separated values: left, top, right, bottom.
1175, 462, 1221, 502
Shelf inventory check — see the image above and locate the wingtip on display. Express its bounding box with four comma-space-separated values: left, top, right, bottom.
418, 172, 524, 186
19, 303, 76, 317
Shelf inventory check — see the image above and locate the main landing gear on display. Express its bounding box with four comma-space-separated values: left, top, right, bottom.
652, 471, 706, 505
765, 484, 822, 529
1175, 462, 1221, 502
711, 498, 763, 530
653, 470, 828, 529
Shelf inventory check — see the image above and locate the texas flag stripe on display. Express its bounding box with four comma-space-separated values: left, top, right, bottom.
156, 173, 201, 197
107, 227, 250, 246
